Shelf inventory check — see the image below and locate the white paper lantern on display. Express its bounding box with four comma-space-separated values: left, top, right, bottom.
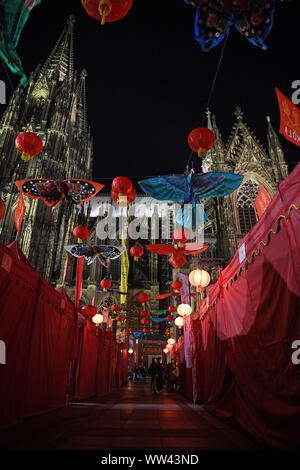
92, 313, 103, 325
177, 303, 192, 317
188, 269, 210, 291
168, 338, 176, 345
175, 316, 184, 327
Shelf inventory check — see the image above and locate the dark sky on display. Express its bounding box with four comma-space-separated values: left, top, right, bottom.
3, 0, 300, 182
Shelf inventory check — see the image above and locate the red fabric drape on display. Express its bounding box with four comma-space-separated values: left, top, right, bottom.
0, 243, 75, 429
180, 164, 300, 448
76, 323, 99, 399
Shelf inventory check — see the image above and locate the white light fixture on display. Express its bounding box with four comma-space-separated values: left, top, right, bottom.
188, 268, 210, 292
177, 303, 192, 317
175, 316, 184, 328
92, 313, 103, 325
168, 338, 176, 345
163, 348, 169, 354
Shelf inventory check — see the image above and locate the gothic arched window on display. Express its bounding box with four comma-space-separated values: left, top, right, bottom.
236, 180, 260, 234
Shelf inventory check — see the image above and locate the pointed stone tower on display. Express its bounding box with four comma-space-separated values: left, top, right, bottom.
0, 17, 93, 283
202, 106, 288, 264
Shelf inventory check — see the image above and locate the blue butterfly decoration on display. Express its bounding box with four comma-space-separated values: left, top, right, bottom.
184, 0, 278, 52
139, 170, 243, 229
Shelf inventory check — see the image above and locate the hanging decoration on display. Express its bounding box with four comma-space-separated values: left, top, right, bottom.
140, 318, 149, 326
175, 316, 184, 328
111, 176, 136, 207
150, 328, 154, 334
0, 0, 42, 86
14, 178, 104, 212
73, 225, 89, 244
120, 216, 129, 304
275, 88, 300, 148
14, 191, 25, 235
0, 197, 5, 220
168, 305, 176, 314
80, 304, 97, 318
138, 292, 150, 308
184, 0, 280, 51
139, 169, 243, 229
189, 268, 211, 292
177, 303, 192, 317
155, 281, 182, 300
75, 257, 84, 309
130, 245, 143, 261
100, 278, 111, 291
15, 132, 43, 162
146, 228, 209, 268
188, 127, 215, 158
81, 0, 134, 26
111, 304, 120, 313
140, 309, 149, 318
166, 315, 173, 323
64, 244, 125, 267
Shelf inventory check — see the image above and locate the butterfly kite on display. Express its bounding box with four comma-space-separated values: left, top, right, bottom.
146, 241, 209, 269
64, 244, 125, 267
184, 0, 283, 51
15, 178, 104, 210
139, 170, 243, 229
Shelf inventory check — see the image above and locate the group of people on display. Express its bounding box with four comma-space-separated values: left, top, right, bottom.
148, 357, 179, 394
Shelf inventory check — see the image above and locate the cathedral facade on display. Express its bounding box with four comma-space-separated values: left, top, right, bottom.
0, 18, 288, 335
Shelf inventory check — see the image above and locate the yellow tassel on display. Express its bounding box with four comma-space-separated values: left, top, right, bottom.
198, 147, 207, 158
77, 238, 83, 244
134, 256, 138, 261
21, 152, 31, 162
98, 0, 112, 26
177, 242, 184, 248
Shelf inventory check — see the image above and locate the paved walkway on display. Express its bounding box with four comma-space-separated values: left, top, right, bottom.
0, 380, 259, 450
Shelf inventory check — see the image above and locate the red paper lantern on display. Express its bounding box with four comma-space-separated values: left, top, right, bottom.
138, 293, 150, 304
73, 225, 90, 243
130, 245, 143, 261
142, 328, 147, 334
15, 132, 43, 162
119, 327, 124, 332
125, 332, 130, 337
80, 304, 97, 318
140, 318, 149, 326
165, 328, 170, 335
129, 328, 133, 333
172, 228, 189, 245
171, 280, 182, 292
168, 305, 176, 313
100, 278, 111, 291
166, 315, 173, 323
111, 304, 120, 312
140, 310, 149, 318
188, 127, 215, 158
116, 315, 124, 322
0, 197, 5, 220
150, 328, 154, 334
112, 176, 132, 194
81, 0, 134, 26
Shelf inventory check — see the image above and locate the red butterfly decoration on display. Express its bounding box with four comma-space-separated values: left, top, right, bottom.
146, 241, 209, 269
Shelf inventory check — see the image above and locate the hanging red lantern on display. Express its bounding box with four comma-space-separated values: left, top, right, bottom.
171, 280, 182, 293
168, 305, 176, 314
165, 328, 170, 335
166, 315, 173, 323
116, 315, 124, 322
150, 328, 154, 334
15, 132, 43, 162
80, 304, 97, 318
81, 0, 134, 26
130, 245, 143, 261
188, 127, 215, 158
125, 332, 130, 337
128, 328, 133, 333
119, 327, 124, 332
142, 328, 147, 334
172, 228, 189, 246
111, 304, 120, 312
73, 225, 90, 244
140, 318, 149, 326
111, 176, 133, 207
139, 310, 149, 318
0, 197, 5, 220
100, 278, 111, 291
138, 293, 150, 304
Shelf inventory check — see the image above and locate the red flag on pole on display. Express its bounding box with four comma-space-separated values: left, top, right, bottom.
276, 88, 300, 147
255, 185, 272, 219
14, 192, 25, 233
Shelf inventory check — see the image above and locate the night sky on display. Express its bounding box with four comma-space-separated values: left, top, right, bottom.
2, 0, 299, 184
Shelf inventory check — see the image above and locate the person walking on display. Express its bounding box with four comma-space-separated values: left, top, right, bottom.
156, 356, 164, 392
148, 357, 159, 394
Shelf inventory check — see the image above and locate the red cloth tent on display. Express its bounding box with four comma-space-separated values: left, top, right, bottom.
178, 163, 300, 448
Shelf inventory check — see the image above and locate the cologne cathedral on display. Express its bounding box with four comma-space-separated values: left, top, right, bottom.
0, 18, 288, 329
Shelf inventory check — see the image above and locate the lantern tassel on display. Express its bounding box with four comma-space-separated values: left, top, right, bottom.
21, 151, 31, 162
77, 238, 83, 244
197, 147, 207, 158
